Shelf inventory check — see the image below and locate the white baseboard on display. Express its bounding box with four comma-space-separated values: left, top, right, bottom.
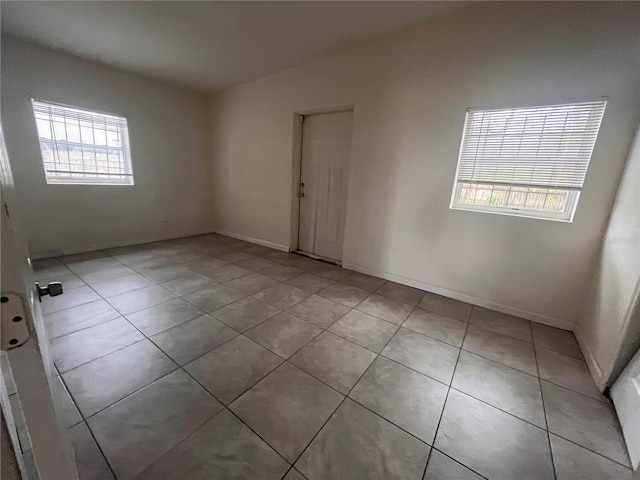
574, 328, 607, 390
342, 261, 576, 332
212, 229, 290, 253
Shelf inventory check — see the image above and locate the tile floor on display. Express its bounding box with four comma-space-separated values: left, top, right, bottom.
34, 233, 633, 480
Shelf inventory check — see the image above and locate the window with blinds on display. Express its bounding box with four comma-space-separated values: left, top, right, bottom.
32, 100, 134, 185
450, 100, 606, 221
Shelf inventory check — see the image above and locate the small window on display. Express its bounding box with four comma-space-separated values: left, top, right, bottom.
32, 100, 134, 185
450, 100, 606, 222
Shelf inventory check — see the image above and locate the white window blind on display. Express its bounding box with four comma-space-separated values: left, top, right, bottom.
32, 100, 134, 185
451, 100, 606, 221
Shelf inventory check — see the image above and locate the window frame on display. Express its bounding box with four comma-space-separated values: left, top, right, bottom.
31, 99, 135, 186
449, 100, 606, 222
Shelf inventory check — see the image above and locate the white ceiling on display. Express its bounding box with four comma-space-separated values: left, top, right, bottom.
1, 1, 465, 92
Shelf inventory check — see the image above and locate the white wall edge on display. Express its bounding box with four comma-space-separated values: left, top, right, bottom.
212, 228, 290, 252
343, 261, 576, 332
574, 327, 607, 391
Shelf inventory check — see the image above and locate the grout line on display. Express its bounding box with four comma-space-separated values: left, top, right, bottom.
532, 320, 558, 480
421, 304, 477, 479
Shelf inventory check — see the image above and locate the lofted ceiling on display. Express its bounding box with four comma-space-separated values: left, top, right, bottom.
1, 1, 466, 92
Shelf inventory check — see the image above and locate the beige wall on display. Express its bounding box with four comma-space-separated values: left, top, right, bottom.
208, 2, 640, 328
577, 125, 640, 389
1, 37, 213, 257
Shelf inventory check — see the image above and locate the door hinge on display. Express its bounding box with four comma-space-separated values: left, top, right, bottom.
0, 293, 30, 350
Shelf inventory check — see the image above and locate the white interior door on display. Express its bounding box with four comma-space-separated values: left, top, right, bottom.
298, 110, 353, 261
0, 122, 78, 479
611, 346, 640, 470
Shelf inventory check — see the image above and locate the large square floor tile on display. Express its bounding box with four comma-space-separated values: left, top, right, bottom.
51, 318, 144, 373
182, 284, 247, 312
296, 398, 430, 479
550, 434, 633, 480
63, 339, 176, 417
88, 370, 223, 480
339, 272, 386, 292
356, 294, 414, 325
211, 297, 280, 332
230, 363, 343, 462
107, 285, 176, 316
329, 310, 398, 352
150, 315, 237, 365
418, 292, 472, 322
531, 323, 582, 359
91, 274, 155, 298
423, 450, 483, 480
160, 271, 217, 296
41, 285, 100, 314
136, 410, 289, 480
234, 256, 278, 272
45, 299, 120, 339
452, 350, 546, 427
382, 328, 459, 384
350, 356, 448, 444
261, 264, 304, 282
286, 294, 350, 328
434, 390, 554, 480
68, 422, 115, 480
469, 307, 532, 342
290, 331, 376, 393
375, 281, 425, 306
542, 381, 630, 466
203, 264, 251, 282
286, 272, 334, 293
318, 282, 369, 307
253, 283, 311, 309
402, 308, 467, 347
225, 272, 279, 295
462, 325, 537, 376
536, 347, 604, 401
125, 298, 202, 336
245, 312, 321, 358
185, 335, 283, 404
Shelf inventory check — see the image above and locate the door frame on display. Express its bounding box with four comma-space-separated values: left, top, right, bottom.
289, 105, 355, 260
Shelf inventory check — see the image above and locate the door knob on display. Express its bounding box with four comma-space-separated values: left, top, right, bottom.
35, 282, 63, 302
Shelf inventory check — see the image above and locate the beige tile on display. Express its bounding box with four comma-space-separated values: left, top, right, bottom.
125, 298, 201, 336
230, 363, 343, 462
252, 283, 310, 309
151, 315, 237, 365
291, 332, 376, 393
68, 422, 115, 480
424, 450, 483, 480
339, 272, 386, 292
434, 390, 554, 480
403, 308, 467, 347
532, 323, 583, 359
356, 293, 414, 325
550, 434, 633, 480
41, 285, 101, 315
318, 282, 369, 307
470, 307, 532, 343
212, 297, 280, 332
63, 340, 176, 417
182, 284, 246, 312
418, 292, 472, 322
107, 285, 176, 316
286, 294, 350, 328
536, 347, 605, 401
375, 281, 425, 306
45, 300, 120, 339
452, 351, 546, 427
185, 335, 282, 405
350, 356, 448, 444
296, 399, 429, 479
91, 274, 155, 298
542, 381, 630, 466
225, 272, 278, 295
245, 312, 321, 358
159, 271, 217, 296
88, 370, 223, 480
329, 310, 398, 352
286, 272, 334, 293
261, 264, 304, 281
136, 410, 289, 480
462, 325, 537, 376
382, 328, 459, 385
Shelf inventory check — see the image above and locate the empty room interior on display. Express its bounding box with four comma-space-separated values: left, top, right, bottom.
1, 1, 640, 479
